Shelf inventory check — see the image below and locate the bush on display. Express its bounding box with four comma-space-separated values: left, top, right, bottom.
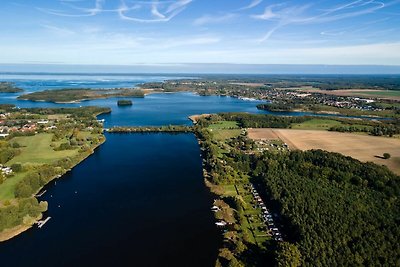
11, 163, 22, 172
383, 153, 391, 159
12, 142, 20, 148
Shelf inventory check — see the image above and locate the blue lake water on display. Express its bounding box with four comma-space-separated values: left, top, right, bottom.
0, 73, 267, 126
0, 133, 220, 267
0, 73, 383, 127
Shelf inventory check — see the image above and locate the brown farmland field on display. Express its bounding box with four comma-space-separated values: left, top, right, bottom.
301, 89, 400, 101
248, 128, 400, 174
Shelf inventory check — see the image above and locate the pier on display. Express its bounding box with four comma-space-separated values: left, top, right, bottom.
35, 190, 47, 197
37, 217, 51, 229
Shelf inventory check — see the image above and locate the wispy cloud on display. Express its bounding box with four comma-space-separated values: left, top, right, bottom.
118, 0, 190, 23
41, 24, 76, 36
253, 0, 391, 42
238, 0, 263, 11
194, 13, 237, 26
38, 0, 192, 22
38, 0, 104, 17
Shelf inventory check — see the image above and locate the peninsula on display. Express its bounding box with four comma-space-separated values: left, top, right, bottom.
18, 88, 145, 103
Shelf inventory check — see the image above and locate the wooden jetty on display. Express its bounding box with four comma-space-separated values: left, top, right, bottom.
35, 190, 47, 197
37, 217, 51, 229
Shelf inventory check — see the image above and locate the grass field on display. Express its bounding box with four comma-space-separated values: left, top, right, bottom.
208, 121, 241, 140
0, 173, 26, 200
222, 185, 237, 196
8, 133, 78, 165
212, 129, 242, 140
291, 119, 343, 130
248, 129, 400, 174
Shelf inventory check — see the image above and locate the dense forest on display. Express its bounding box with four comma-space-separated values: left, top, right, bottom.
217, 113, 309, 128
249, 150, 400, 266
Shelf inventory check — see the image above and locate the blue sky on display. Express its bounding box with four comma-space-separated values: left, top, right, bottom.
0, 0, 400, 66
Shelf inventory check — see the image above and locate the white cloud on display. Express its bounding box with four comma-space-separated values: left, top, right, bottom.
40, 24, 76, 36
194, 14, 237, 26
253, 0, 390, 42
238, 0, 263, 11
38, 0, 192, 23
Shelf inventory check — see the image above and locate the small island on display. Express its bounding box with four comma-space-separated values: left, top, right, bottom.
0, 82, 23, 93
18, 88, 145, 103
117, 100, 133, 106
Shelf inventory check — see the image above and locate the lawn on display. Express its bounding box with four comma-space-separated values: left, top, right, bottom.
0, 172, 26, 200
291, 119, 343, 130
8, 133, 78, 165
212, 129, 242, 140
222, 184, 237, 196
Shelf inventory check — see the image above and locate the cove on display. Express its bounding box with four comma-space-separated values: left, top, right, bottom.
0, 133, 221, 267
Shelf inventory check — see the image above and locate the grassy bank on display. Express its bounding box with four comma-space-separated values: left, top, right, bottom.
0, 107, 107, 242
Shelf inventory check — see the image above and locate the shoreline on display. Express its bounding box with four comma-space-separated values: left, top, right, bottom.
0, 136, 106, 243
0, 213, 43, 242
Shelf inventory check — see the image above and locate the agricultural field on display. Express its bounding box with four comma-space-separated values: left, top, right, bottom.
301, 89, 400, 101
248, 129, 400, 174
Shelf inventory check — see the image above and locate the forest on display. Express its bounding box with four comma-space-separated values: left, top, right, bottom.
250, 150, 400, 266
195, 114, 400, 266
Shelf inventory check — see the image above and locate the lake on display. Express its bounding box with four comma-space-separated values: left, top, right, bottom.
0, 133, 221, 266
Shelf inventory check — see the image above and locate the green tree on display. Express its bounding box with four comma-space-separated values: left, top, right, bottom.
276, 242, 301, 267
11, 163, 22, 172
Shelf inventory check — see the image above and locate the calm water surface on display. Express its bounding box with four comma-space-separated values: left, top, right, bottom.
0, 134, 220, 267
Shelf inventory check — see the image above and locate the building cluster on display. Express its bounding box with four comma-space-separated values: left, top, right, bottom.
204, 85, 383, 112
254, 140, 289, 152
250, 184, 283, 242
0, 117, 57, 138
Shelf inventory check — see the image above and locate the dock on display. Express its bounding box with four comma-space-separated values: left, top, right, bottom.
35, 190, 47, 197
37, 217, 51, 228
